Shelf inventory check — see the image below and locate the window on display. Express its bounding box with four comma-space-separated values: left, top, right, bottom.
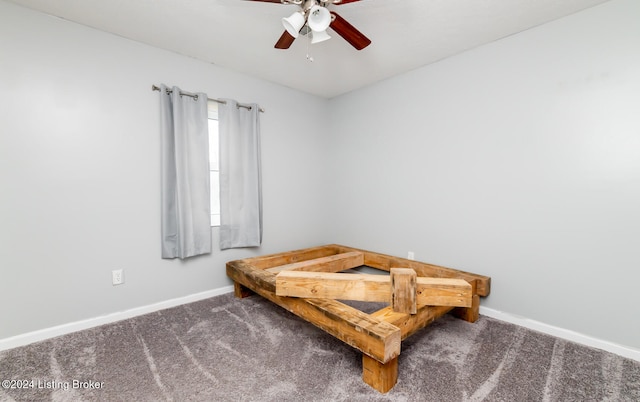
208, 101, 220, 226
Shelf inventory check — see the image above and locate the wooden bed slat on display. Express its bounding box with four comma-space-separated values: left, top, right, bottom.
241, 244, 341, 270
265, 251, 363, 274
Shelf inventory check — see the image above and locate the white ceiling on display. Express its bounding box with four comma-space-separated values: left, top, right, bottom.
7, 0, 610, 98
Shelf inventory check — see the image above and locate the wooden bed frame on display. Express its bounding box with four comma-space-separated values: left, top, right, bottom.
226, 244, 491, 393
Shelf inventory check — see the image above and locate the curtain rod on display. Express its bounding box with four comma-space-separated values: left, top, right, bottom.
151, 85, 264, 113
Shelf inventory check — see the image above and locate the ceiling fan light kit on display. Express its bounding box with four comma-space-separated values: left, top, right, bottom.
246, 0, 370, 51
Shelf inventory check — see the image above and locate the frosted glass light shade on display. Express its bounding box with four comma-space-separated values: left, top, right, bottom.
311, 30, 331, 44
282, 12, 305, 38
307, 5, 331, 32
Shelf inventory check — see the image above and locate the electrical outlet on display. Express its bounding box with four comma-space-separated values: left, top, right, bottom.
407, 251, 415, 260
112, 269, 124, 286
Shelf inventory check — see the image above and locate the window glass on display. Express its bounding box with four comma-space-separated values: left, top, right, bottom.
208, 101, 220, 226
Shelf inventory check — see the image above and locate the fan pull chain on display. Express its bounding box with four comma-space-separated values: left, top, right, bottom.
306, 34, 314, 62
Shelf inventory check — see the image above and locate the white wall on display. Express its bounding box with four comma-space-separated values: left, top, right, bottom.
0, 1, 332, 340
327, 0, 640, 350
2, 0, 639, 356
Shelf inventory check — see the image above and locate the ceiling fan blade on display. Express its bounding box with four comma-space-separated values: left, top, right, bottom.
244, 0, 283, 3
335, 0, 363, 4
329, 11, 371, 50
274, 30, 296, 49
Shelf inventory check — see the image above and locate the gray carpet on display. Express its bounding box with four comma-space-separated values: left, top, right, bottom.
1, 292, 638, 401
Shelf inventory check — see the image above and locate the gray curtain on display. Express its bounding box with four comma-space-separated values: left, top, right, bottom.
159, 84, 212, 259
218, 99, 262, 249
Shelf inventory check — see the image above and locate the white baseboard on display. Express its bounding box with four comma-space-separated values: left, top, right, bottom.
2, 289, 638, 363
0, 286, 234, 352
480, 306, 640, 362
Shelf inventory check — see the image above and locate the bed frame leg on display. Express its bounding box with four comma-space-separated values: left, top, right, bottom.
453, 295, 480, 323
452, 279, 479, 323
362, 354, 398, 393
233, 282, 254, 298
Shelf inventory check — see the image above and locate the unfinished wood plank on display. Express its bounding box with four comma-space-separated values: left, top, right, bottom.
240, 244, 341, 270
453, 295, 480, 323
265, 251, 364, 274
371, 305, 454, 340
227, 260, 401, 364
275, 270, 472, 308
452, 279, 480, 323
331, 244, 491, 297
297, 298, 401, 364
416, 277, 472, 308
275, 271, 390, 302
390, 268, 416, 314
227, 260, 277, 293
362, 354, 398, 393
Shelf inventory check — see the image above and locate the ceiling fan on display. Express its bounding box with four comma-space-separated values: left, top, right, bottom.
246, 0, 371, 50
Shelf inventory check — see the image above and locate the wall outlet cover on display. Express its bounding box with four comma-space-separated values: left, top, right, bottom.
112, 269, 124, 285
